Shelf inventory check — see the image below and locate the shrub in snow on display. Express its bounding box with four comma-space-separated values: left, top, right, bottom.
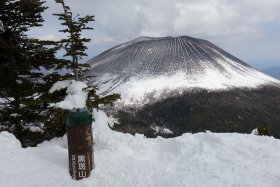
256, 125, 269, 136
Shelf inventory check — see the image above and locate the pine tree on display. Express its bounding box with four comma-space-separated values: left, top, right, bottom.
53, 0, 94, 81
54, 0, 120, 111
0, 0, 120, 146
0, 0, 46, 132
0, 0, 70, 145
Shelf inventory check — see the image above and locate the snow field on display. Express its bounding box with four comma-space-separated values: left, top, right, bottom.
97, 66, 280, 106
1, 78, 280, 187
1, 109, 280, 187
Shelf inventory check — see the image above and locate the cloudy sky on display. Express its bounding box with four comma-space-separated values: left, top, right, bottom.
29, 0, 280, 69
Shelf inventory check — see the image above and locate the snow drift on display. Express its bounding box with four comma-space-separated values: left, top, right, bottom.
1, 74, 279, 186
1, 110, 280, 187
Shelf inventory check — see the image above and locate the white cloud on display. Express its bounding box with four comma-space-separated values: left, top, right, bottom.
44, 0, 280, 39
37, 34, 57, 41
94, 36, 128, 45
78, 0, 280, 39
31, 0, 280, 66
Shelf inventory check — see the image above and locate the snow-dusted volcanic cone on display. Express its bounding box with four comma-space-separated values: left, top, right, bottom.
89, 36, 279, 104
88, 36, 280, 138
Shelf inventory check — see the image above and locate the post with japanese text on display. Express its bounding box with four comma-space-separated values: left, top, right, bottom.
66, 108, 94, 180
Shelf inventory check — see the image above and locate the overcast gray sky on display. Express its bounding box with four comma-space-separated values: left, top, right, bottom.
29, 0, 280, 69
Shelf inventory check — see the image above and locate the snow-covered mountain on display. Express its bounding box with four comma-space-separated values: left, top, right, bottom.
88, 36, 279, 105
88, 36, 280, 138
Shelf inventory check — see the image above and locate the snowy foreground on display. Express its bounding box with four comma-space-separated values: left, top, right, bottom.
1, 110, 280, 187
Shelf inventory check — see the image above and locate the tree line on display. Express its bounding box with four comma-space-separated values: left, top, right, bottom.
0, 0, 119, 146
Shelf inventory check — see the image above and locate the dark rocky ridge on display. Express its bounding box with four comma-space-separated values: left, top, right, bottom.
111, 86, 280, 138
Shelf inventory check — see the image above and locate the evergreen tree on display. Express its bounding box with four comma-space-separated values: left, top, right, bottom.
0, 0, 70, 145
54, 0, 120, 111
0, 0, 46, 132
53, 0, 94, 81
0, 0, 120, 146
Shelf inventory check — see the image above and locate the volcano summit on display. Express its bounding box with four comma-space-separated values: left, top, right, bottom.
88, 36, 280, 138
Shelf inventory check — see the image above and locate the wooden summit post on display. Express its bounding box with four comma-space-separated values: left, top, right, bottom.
67, 108, 94, 180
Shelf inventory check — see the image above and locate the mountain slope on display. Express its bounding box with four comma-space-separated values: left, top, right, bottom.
88, 36, 279, 104
88, 36, 280, 138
